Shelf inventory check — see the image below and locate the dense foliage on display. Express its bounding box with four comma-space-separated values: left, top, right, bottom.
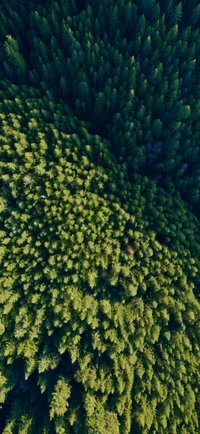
0, 1, 200, 433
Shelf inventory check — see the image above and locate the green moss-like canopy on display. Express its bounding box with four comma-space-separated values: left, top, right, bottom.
0, 1, 200, 433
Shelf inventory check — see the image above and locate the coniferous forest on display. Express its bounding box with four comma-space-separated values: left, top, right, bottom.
0, 0, 200, 433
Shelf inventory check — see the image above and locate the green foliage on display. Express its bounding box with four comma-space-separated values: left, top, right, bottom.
0, 1, 200, 433
49, 377, 71, 420
4, 35, 27, 81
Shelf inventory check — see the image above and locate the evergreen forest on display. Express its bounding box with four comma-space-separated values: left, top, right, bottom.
1, 0, 200, 433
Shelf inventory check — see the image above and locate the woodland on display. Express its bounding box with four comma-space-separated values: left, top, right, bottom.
0, 0, 200, 433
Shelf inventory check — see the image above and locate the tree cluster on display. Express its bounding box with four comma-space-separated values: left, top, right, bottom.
0, 1, 200, 433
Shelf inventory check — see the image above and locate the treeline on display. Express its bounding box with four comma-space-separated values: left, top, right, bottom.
0, 1, 200, 433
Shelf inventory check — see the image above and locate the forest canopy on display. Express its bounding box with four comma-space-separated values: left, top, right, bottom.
0, 1, 200, 433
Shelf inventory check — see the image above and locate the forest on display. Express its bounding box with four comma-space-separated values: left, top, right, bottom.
0, 0, 200, 433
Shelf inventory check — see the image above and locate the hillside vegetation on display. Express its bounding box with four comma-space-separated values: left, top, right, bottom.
0, 1, 200, 433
